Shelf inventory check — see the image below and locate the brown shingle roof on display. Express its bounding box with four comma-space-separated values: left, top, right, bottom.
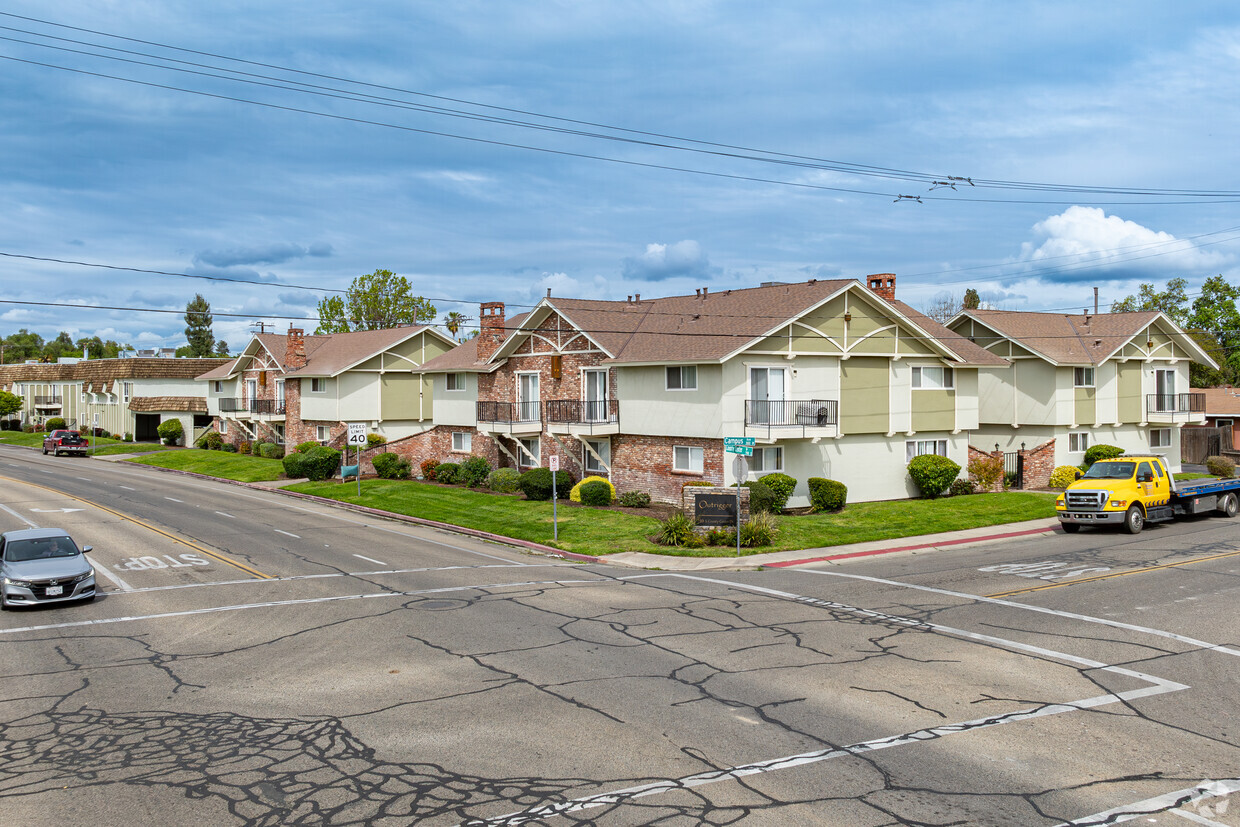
890, 302, 1010, 367
1, 358, 231, 391
129, 396, 208, 413
416, 314, 531, 373
956, 309, 1163, 365
1200, 387, 1240, 417
282, 326, 440, 377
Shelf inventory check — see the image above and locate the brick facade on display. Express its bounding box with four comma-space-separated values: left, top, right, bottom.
612, 435, 725, 504
967, 438, 1055, 491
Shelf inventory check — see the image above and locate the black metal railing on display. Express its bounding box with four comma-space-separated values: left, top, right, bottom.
34, 395, 62, 406
219, 398, 285, 415
220, 398, 246, 412
745, 399, 838, 427
545, 399, 619, 424
1147, 393, 1205, 414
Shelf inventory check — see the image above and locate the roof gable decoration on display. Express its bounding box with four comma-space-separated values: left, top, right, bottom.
490, 301, 614, 363
311, 327, 442, 378
1119, 317, 1216, 368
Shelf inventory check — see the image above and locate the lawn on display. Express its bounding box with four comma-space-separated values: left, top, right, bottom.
287, 478, 1059, 558
0, 430, 172, 455
125, 448, 286, 482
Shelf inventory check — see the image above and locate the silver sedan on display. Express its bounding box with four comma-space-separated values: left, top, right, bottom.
0, 527, 96, 609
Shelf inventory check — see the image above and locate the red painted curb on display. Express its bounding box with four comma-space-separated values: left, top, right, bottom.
764, 525, 1059, 568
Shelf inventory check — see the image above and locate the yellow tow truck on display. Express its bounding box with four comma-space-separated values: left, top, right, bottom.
1057, 454, 1240, 534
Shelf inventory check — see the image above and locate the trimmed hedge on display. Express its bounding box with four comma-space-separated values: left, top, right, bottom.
282, 452, 309, 479
907, 454, 961, 498
1084, 444, 1124, 467
618, 490, 652, 508
758, 473, 796, 512
295, 441, 319, 453
372, 452, 411, 479
730, 480, 776, 514
46, 417, 67, 431
435, 462, 461, 484
578, 480, 614, 506
457, 455, 491, 487
1206, 455, 1236, 478
259, 442, 285, 459
302, 446, 341, 481
196, 431, 225, 450
485, 467, 521, 493
157, 418, 183, 445
807, 478, 847, 512
1049, 465, 1082, 489
518, 467, 576, 501
571, 475, 616, 503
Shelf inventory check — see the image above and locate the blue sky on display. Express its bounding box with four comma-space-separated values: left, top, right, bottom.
2, 2, 1239, 352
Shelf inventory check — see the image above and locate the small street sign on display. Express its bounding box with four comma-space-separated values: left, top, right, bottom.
726, 445, 754, 456
346, 423, 367, 446
549, 455, 560, 472
723, 437, 756, 447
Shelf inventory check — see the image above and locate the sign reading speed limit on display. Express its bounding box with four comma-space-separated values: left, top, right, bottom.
347, 423, 367, 446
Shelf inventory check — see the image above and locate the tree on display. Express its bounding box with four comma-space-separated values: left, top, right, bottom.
215, 340, 230, 357
43, 331, 75, 362
923, 292, 962, 324
314, 269, 437, 334
0, 389, 22, 418
3, 329, 44, 363
1186, 275, 1240, 386
963, 288, 981, 310
443, 311, 468, 341
184, 294, 216, 357
75, 335, 105, 359
1110, 277, 1189, 326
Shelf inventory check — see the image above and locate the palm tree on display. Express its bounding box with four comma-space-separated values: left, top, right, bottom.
443, 312, 468, 341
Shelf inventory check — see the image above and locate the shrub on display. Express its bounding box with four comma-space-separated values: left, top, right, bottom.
967, 454, 1004, 491
251, 440, 265, 456
907, 454, 961, 498
220, 442, 237, 453
654, 511, 696, 546
372, 452, 411, 479
682, 480, 713, 490
1206, 455, 1236, 478
485, 467, 521, 493
571, 475, 616, 503
807, 478, 847, 512
1084, 444, 1124, 467
579, 480, 614, 506
124, 432, 133, 442
738, 511, 779, 548
366, 433, 386, 448
282, 452, 309, 479
237, 440, 251, 456
295, 441, 319, 454
259, 442, 285, 459
1049, 465, 1082, 489
196, 431, 225, 450
302, 446, 341, 481
758, 473, 797, 512
157, 418, 183, 445
420, 458, 439, 480
704, 527, 734, 546
457, 455, 491, 487
46, 417, 66, 431
618, 490, 652, 508
518, 467, 575, 501
435, 462, 461, 484
730, 480, 776, 514
949, 478, 975, 497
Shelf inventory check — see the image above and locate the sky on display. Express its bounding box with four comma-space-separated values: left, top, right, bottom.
2, 1, 1240, 353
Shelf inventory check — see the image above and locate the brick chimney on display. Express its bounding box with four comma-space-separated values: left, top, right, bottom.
866, 274, 896, 301
286, 327, 306, 369
476, 302, 506, 362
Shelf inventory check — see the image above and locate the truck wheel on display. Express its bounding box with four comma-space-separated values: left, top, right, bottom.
1220, 493, 1239, 518
42, 447, 48, 455
1061, 522, 1080, 533
1122, 505, 1144, 534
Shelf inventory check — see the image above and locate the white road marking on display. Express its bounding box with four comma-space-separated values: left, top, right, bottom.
214, 511, 236, 519
164, 497, 183, 503
76, 477, 91, 481
979, 561, 1112, 580
92, 564, 134, 592
353, 554, 386, 565
119, 485, 135, 490
0, 502, 39, 527
31, 508, 83, 514
274, 529, 300, 538
1054, 778, 1240, 825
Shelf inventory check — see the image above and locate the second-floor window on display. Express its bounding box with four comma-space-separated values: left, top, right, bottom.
912, 366, 953, 390
666, 365, 697, 391
446, 373, 466, 391
275, 380, 285, 409
517, 373, 539, 421
1074, 367, 1095, 388
311, 378, 326, 393
122, 382, 131, 403
212, 380, 223, 393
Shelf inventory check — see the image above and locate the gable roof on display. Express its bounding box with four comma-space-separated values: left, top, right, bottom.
416, 313, 531, 373
283, 326, 451, 378
950, 309, 1216, 368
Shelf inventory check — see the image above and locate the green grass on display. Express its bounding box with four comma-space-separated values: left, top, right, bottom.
286, 479, 1059, 557
126, 448, 285, 482
0, 430, 171, 455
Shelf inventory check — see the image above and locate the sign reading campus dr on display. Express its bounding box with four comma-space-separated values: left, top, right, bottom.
346, 423, 367, 447
724, 436, 755, 457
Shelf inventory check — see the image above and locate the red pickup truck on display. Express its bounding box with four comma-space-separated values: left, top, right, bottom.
42, 430, 90, 457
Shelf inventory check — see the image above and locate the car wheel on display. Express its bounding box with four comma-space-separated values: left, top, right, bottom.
1122, 505, 1145, 535
1061, 522, 1081, 533
42, 447, 48, 455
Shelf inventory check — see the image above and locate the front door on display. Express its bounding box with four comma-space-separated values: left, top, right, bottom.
245, 378, 258, 410
518, 373, 540, 422
583, 370, 607, 422
750, 367, 787, 425
1155, 370, 1176, 412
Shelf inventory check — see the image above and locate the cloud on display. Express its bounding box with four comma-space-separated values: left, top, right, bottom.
621, 241, 717, 282
193, 242, 333, 269
1018, 206, 1232, 283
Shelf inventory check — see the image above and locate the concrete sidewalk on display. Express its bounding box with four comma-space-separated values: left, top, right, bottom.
602, 518, 1063, 571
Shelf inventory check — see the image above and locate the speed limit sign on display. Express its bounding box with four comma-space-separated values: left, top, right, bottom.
347, 423, 367, 446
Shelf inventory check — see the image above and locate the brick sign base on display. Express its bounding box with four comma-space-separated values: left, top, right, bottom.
683, 486, 750, 533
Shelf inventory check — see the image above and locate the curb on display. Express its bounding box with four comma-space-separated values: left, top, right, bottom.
763, 524, 1060, 568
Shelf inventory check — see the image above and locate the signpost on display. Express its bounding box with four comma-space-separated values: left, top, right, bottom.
725, 439, 755, 556
549, 454, 560, 541
347, 423, 366, 496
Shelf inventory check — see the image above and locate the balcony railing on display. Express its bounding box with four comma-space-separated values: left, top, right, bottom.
477, 400, 542, 424
545, 399, 619, 424
1147, 393, 1205, 415
33, 395, 63, 406
745, 399, 838, 428
219, 398, 286, 415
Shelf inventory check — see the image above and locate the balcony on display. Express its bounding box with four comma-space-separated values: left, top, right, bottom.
545, 399, 619, 435
33, 395, 63, 408
476, 400, 542, 435
219, 398, 286, 417
1146, 393, 1206, 424
745, 399, 839, 440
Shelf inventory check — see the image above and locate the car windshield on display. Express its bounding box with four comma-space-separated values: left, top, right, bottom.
1083, 461, 1135, 480
4, 537, 80, 562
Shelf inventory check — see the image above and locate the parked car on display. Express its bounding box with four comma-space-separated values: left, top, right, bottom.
42, 429, 89, 456
0, 528, 96, 609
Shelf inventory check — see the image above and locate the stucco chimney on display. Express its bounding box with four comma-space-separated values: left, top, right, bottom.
477, 302, 506, 362
286, 327, 306, 369
866, 274, 896, 301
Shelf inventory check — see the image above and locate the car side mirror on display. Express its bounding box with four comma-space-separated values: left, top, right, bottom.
1074, 470, 1082, 480
81, 545, 92, 554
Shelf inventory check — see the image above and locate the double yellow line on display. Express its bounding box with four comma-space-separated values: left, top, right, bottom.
986, 547, 1240, 598
2, 475, 271, 580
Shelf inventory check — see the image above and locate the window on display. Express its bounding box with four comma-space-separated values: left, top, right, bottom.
1154, 369, 1176, 412
1069, 432, 1090, 453
446, 373, 466, 392
666, 365, 697, 391
273, 424, 285, 445
1073, 367, 1095, 388
120, 382, 130, 403
275, 380, 285, 410
310, 378, 326, 393
518, 436, 539, 467
316, 425, 329, 442
749, 367, 788, 425
673, 445, 704, 473
912, 366, 953, 390
452, 431, 472, 453
1150, 428, 1172, 449
1217, 419, 1234, 428
80, 389, 86, 403
219, 419, 228, 435
517, 373, 540, 421
905, 439, 948, 463
583, 438, 610, 474
212, 380, 223, 394
750, 445, 783, 473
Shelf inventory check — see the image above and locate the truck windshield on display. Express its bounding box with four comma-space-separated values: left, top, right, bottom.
1083, 461, 1135, 480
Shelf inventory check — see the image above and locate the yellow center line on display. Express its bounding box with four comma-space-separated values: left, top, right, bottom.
986, 547, 1240, 598
1, 474, 272, 580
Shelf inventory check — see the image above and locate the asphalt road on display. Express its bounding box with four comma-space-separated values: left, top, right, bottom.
3, 445, 1240, 825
